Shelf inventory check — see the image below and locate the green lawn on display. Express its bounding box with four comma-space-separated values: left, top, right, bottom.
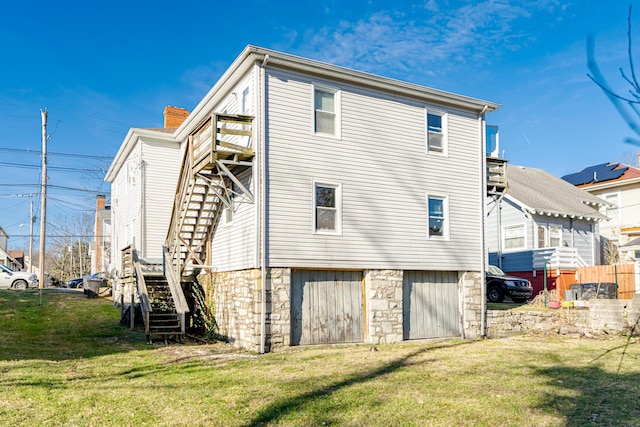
1, 289, 640, 426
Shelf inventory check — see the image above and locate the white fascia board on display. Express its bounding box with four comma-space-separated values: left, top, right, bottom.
105, 128, 177, 182
174, 45, 501, 142
503, 194, 605, 222
256, 46, 500, 113
175, 46, 259, 141
581, 177, 640, 193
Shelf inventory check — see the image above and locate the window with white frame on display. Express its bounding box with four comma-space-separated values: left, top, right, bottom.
504, 224, 525, 250
549, 225, 561, 247
314, 86, 338, 135
314, 182, 341, 233
427, 195, 447, 238
427, 111, 446, 153
537, 224, 562, 248
241, 87, 250, 114
604, 193, 620, 219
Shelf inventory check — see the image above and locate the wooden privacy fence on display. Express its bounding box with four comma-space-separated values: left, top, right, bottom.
575, 264, 637, 299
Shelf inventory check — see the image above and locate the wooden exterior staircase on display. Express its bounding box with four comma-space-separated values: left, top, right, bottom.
119, 245, 189, 343
166, 113, 254, 279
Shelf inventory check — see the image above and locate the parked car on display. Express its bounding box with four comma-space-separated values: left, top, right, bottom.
0, 264, 38, 290
65, 277, 84, 288
486, 265, 533, 303
66, 272, 109, 289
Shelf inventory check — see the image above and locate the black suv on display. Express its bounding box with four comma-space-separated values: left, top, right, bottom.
486, 265, 533, 303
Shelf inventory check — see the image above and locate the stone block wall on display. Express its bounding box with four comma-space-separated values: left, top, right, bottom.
460, 271, 483, 339
210, 267, 484, 352
212, 269, 262, 352
267, 267, 291, 350
364, 270, 404, 344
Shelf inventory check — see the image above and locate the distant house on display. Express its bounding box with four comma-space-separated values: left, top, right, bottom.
0, 227, 20, 271
8, 251, 24, 269
110, 45, 501, 351
105, 106, 189, 275
486, 165, 608, 295
562, 157, 640, 263
90, 195, 111, 275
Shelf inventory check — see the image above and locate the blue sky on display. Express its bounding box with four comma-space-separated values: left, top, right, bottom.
1, 0, 639, 250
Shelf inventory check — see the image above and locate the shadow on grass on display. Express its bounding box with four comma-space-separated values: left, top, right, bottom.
242, 340, 473, 427
532, 364, 640, 425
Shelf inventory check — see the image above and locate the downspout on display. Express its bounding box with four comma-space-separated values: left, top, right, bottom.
140, 160, 146, 257
259, 54, 269, 353
479, 105, 488, 338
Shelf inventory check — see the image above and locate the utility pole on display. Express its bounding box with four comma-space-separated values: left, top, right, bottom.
29, 200, 33, 273
38, 109, 47, 289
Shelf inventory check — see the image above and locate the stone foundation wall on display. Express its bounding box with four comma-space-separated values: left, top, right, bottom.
365, 270, 404, 344
267, 268, 292, 350
487, 296, 640, 338
210, 267, 484, 352
460, 272, 483, 339
212, 269, 262, 352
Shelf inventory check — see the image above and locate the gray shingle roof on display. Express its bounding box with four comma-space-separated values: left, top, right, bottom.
505, 165, 608, 221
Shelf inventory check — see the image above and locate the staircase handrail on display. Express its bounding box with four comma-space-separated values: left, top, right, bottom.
163, 246, 190, 324
131, 245, 153, 334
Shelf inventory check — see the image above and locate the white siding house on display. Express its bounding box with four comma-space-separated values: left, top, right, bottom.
105, 127, 182, 276
111, 46, 500, 352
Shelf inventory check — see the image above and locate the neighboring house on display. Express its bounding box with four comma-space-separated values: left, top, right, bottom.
562, 157, 640, 263
0, 227, 20, 271
90, 195, 111, 275
487, 165, 608, 295
105, 106, 189, 276
8, 250, 24, 269
110, 45, 501, 352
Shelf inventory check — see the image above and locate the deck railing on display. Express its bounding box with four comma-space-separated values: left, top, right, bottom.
532, 247, 587, 270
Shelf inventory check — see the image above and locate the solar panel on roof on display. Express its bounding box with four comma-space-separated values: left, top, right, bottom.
562, 162, 628, 185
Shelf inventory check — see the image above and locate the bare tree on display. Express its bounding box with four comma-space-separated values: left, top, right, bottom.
587, 5, 640, 148
45, 213, 93, 283
619, 149, 639, 166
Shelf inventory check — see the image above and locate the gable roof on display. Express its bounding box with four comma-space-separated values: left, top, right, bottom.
562, 162, 640, 190
174, 45, 500, 142
504, 165, 608, 221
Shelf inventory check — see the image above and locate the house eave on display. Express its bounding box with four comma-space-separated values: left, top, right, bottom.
503, 194, 606, 222
174, 45, 500, 142
580, 176, 640, 192
105, 128, 177, 182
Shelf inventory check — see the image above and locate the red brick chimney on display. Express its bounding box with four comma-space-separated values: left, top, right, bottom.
163, 106, 190, 129
96, 195, 106, 211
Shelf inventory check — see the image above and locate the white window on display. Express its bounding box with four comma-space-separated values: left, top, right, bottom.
427, 111, 446, 154
604, 193, 620, 219
314, 182, 341, 233
549, 225, 561, 247
503, 224, 525, 250
241, 87, 250, 114
314, 86, 339, 136
537, 224, 562, 248
427, 195, 448, 238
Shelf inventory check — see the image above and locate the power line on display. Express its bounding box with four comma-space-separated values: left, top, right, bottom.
0, 161, 105, 173
0, 146, 113, 160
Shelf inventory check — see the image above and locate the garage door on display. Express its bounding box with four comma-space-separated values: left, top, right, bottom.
403, 271, 460, 340
291, 270, 364, 346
